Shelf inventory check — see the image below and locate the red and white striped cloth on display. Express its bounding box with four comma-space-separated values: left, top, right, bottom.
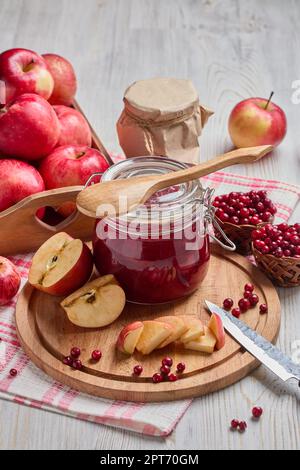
0, 171, 299, 437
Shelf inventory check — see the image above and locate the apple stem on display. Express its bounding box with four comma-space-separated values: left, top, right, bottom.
264, 91, 274, 110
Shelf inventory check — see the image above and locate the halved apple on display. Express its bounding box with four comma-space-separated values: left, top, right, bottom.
61, 275, 126, 327
179, 316, 204, 343
184, 326, 216, 353
156, 315, 188, 349
117, 321, 144, 354
208, 313, 226, 350
136, 321, 172, 355
28, 232, 93, 296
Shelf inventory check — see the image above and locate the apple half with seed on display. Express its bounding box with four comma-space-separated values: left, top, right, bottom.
28, 232, 93, 296
61, 275, 126, 328
184, 326, 216, 353
156, 315, 188, 349
179, 316, 204, 343
136, 321, 172, 355
117, 321, 144, 354
208, 313, 226, 350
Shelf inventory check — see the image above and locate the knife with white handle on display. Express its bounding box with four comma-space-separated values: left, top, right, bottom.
205, 300, 300, 386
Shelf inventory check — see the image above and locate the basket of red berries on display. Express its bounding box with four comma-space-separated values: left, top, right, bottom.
213, 190, 277, 255
252, 223, 300, 287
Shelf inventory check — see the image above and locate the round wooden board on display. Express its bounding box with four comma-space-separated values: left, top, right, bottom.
15, 246, 281, 402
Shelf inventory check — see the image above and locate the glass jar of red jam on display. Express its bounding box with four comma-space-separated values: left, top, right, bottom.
92, 157, 234, 304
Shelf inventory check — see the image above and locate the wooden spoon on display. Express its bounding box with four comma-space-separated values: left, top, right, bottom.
76, 145, 273, 218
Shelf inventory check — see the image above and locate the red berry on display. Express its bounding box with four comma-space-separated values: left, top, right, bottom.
243, 290, 252, 299
176, 362, 186, 373
223, 297, 234, 310
294, 223, 300, 232
162, 357, 173, 367
244, 283, 254, 292
219, 211, 230, 222
133, 365, 143, 376
238, 298, 250, 312
249, 293, 259, 306
254, 239, 265, 251
283, 249, 292, 257
259, 304, 268, 314
91, 349, 102, 361
291, 235, 300, 245
231, 419, 240, 429
230, 216, 240, 225
63, 356, 73, 366
232, 308, 241, 318
250, 216, 260, 225
262, 211, 272, 222
152, 373, 163, 384
9, 368, 17, 377
278, 223, 289, 232
240, 207, 250, 218
238, 421, 247, 432
261, 244, 270, 255
72, 359, 82, 370
256, 202, 265, 213
252, 406, 263, 418
70, 347, 81, 358
274, 247, 283, 258
168, 373, 178, 382
160, 364, 171, 375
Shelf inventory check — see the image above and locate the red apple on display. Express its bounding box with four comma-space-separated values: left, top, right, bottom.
228, 94, 287, 148
42, 53, 77, 106
39, 144, 109, 216
0, 48, 54, 104
28, 232, 93, 296
0, 93, 60, 160
0, 256, 21, 305
0, 159, 45, 211
54, 105, 92, 147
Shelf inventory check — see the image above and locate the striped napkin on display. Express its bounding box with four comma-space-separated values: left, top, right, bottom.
0, 171, 299, 437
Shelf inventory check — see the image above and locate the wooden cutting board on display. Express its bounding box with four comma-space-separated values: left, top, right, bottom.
15, 246, 280, 402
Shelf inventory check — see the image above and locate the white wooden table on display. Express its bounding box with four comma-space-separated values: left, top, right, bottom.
0, 0, 299, 450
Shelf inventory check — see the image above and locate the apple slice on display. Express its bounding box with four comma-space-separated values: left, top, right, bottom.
179, 316, 204, 343
208, 313, 226, 350
136, 321, 172, 355
117, 321, 144, 354
61, 275, 126, 328
28, 232, 93, 296
184, 326, 216, 353
156, 315, 188, 348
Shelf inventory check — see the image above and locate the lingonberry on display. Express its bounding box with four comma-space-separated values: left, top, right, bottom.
223, 298, 234, 310
176, 362, 186, 373
162, 357, 173, 367
91, 350, 102, 361
252, 406, 263, 419
259, 304, 268, 314
133, 365, 143, 376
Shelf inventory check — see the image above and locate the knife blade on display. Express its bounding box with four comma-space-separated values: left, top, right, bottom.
205, 300, 300, 384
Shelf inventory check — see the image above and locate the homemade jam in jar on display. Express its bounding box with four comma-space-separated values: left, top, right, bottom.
92, 157, 234, 304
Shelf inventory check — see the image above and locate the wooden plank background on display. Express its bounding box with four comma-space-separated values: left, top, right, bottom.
0, 0, 299, 450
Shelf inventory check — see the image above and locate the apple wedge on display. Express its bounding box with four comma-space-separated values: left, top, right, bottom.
117, 321, 144, 354
179, 316, 204, 343
61, 275, 126, 327
208, 313, 226, 350
156, 315, 188, 348
184, 326, 216, 353
136, 321, 172, 355
28, 232, 93, 296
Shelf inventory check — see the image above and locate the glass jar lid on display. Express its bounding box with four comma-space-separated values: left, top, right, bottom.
101, 156, 204, 219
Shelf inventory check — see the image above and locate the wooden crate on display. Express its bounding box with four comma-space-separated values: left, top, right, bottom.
0, 101, 113, 256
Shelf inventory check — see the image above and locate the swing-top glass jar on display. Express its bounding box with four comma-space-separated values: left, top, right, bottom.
92, 156, 234, 304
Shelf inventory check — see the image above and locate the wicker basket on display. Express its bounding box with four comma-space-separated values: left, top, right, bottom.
252, 245, 300, 287
214, 216, 274, 255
